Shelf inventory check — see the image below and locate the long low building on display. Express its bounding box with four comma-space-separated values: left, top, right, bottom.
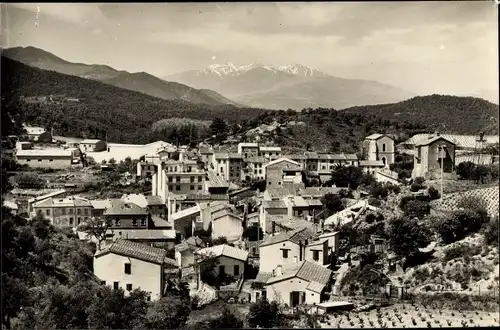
16, 148, 77, 168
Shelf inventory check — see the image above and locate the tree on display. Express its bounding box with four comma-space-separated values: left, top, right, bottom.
321, 193, 344, 213
247, 299, 283, 329
403, 199, 430, 219
483, 216, 498, 246
77, 217, 111, 250
386, 217, 432, 257
145, 294, 191, 329
210, 117, 228, 141
434, 209, 489, 244
208, 305, 244, 329
330, 166, 365, 189
242, 226, 264, 241
12, 172, 46, 189
108, 158, 116, 165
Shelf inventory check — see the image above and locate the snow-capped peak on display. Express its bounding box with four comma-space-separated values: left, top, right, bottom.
199, 62, 328, 78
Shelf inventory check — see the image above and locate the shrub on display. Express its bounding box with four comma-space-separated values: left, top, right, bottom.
414, 177, 426, 185
368, 197, 382, 207
443, 243, 482, 262
365, 213, 377, 224
483, 216, 498, 246
410, 183, 422, 192
428, 186, 440, 200
403, 199, 431, 219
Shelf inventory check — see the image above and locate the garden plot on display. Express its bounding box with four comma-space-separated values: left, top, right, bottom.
317, 303, 499, 328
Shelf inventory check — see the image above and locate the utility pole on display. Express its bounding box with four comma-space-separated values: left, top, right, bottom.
440, 145, 444, 200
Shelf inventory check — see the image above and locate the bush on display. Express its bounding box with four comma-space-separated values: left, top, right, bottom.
368, 197, 382, 207
365, 213, 377, 224
403, 199, 430, 219
483, 216, 498, 246
427, 186, 440, 200
435, 209, 488, 244
12, 172, 46, 189
443, 243, 482, 262
410, 183, 422, 192
414, 177, 426, 185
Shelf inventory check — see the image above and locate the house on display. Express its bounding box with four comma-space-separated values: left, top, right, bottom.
260, 200, 288, 234
265, 157, 303, 188
255, 260, 333, 307
154, 159, 206, 199
258, 227, 317, 273
237, 142, 260, 158
15, 149, 76, 169
93, 239, 177, 301
25, 189, 67, 215
206, 170, 230, 195
211, 152, 244, 182
362, 133, 395, 166
318, 231, 340, 255
3, 200, 19, 215
259, 146, 282, 160
244, 156, 268, 181
359, 160, 385, 174
80, 139, 107, 152
112, 229, 177, 249
136, 162, 158, 177
412, 134, 456, 179
23, 124, 46, 141
175, 236, 205, 268
324, 200, 378, 228
399, 133, 499, 153
209, 208, 244, 242
32, 196, 92, 227
198, 147, 214, 166
195, 244, 249, 279
103, 199, 149, 229
121, 194, 166, 218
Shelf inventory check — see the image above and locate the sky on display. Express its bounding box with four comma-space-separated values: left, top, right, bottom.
2, 2, 499, 99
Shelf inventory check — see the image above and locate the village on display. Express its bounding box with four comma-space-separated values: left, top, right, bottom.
2, 123, 499, 328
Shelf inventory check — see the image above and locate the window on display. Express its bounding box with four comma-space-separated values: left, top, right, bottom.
252, 247, 257, 255
190, 185, 194, 190
69, 208, 74, 214
126, 284, 133, 291
124, 263, 131, 274
259, 170, 262, 174
282, 249, 289, 258
254, 170, 257, 174
176, 176, 180, 182
49, 159, 53, 162
132, 219, 137, 226
190, 176, 195, 183
312, 250, 320, 261
77, 218, 81, 225
26, 159, 31, 162
69, 218, 74, 225
168, 176, 173, 182
382, 143, 386, 152
168, 185, 173, 191
197, 185, 202, 190
176, 185, 181, 191
38, 159, 42, 162
234, 265, 240, 276
84, 208, 88, 215
115, 219, 121, 226
101, 280, 106, 285
77, 209, 81, 215
113, 282, 119, 290
46, 209, 50, 216
147, 295, 151, 302
198, 176, 203, 182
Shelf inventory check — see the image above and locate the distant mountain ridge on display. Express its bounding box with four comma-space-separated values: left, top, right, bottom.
2, 46, 239, 106
165, 62, 415, 110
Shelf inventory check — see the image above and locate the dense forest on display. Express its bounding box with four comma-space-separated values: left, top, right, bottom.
342, 95, 499, 135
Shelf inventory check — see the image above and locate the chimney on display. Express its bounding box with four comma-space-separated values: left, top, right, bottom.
276, 265, 283, 276
435, 131, 440, 137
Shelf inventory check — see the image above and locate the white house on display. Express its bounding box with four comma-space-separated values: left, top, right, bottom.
174, 236, 205, 268
258, 227, 317, 273
255, 260, 333, 307
318, 231, 340, 255
195, 244, 249, 278
93, 239, 177, 301
210, 208, 244, 242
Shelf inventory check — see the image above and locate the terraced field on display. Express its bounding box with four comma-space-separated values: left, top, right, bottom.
317, 303, 499, 328
431, 186, 499, 216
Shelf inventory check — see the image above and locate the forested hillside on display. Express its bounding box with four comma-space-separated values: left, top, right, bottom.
1, 57, 269, 144
342, 95, 499, 135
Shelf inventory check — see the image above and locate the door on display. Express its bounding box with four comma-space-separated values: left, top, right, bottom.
219, 265, 225, 277
290, 291, 300, 307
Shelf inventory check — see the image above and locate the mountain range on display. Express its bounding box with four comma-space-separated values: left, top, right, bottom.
165, 62, 415, 110
2, 46, 240, 107
3, 46, 417, 110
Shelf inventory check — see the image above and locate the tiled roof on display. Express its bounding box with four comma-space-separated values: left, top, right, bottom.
246, 156, 268, 163
104, 200, 148, 216
365, 133, 385, 140
195, 244, 249, 262
266, 187, 297, 198
214, 152, 243, 159
307, 281, 328, 293
359, 160, 385, 166
96, 239, 173, 265
121, 194, 148, 208
307, 237, 329, 247
259, 146, 282, 152
401, 134, 499, 149
34, 196, 91, 208
145, 195, 164, 205
118, 229, 176, 240
287, 196, 309, 208
274, 218, 315, 232
298, 186, 342, 197
266, 157, 301, 168
414, 136, 455, 147
151, 216, 172, 228
255, 272, 273, 284
90, 199, 111, 209
212, 208, 243, 221
304, 152, 319, 159
16, 149, 73, 157
171, 205, 201, 221
186, 236, 205, 247
206, 170, 230, 188
80, 139, 103, 144
262, 200, 287, 209
266, 261, 332, 291
199, 147, 214, 154
260, 227, 316, 247
304, 199, 323, 206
